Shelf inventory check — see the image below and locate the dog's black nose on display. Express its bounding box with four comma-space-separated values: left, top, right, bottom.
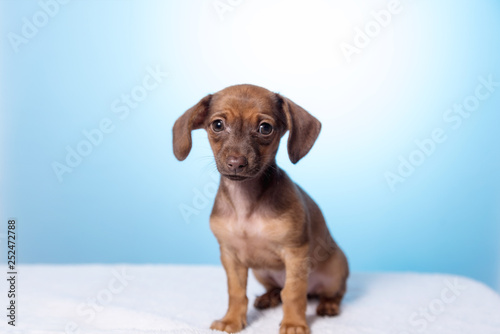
226, 156, 248, 174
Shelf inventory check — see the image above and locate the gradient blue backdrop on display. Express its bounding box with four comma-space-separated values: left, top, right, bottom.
1, 0, 499, 291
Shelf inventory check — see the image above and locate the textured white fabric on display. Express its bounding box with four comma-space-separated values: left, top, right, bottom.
2, 265, 499, 334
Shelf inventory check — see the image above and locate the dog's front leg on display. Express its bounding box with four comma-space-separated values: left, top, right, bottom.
210, 247, 249, 333
280, 245, 310, 334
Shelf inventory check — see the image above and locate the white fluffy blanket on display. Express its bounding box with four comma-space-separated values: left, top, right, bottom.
2, 265, 499, 334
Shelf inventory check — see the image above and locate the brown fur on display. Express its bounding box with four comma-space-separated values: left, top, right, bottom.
173, 84, 349, 334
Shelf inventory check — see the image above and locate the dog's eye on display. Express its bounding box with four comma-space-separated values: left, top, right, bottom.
211, 120, 224, 132
259, 123, 273, 135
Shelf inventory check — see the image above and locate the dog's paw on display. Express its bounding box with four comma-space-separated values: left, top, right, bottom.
279, 322, 310, 334
210, 317, 246, 333
254, 288, 282, 309
316, 299, 340, 316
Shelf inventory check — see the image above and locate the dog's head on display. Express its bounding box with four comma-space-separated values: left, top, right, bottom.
172, 84, 321, 181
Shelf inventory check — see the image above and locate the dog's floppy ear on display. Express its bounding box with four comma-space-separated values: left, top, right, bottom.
277, 94, 321, 164
173, 94, 212, 161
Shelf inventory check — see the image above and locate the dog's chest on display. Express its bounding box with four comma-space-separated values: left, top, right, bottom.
211, 213, 285, 269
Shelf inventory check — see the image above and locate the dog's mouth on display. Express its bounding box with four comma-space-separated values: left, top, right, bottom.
222, 174, 250, 181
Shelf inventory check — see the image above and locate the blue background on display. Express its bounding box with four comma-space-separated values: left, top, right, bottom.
1, 0, 499, 291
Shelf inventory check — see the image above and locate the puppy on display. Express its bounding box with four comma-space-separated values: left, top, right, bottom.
173, 84, 348, 334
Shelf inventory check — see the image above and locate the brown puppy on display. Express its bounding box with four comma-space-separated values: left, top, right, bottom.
173, 84, 348, 334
